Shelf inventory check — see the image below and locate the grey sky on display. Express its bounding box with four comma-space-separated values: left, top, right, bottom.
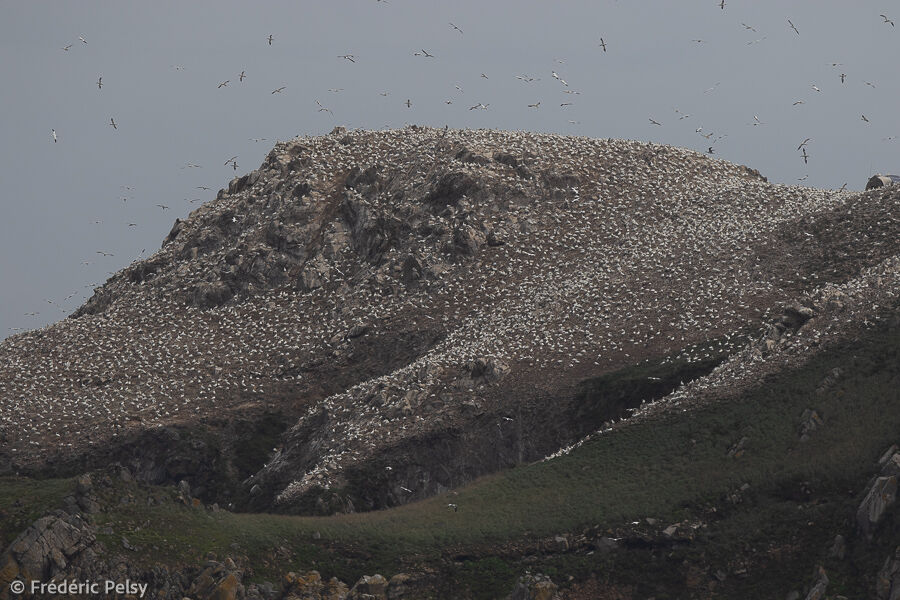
1, 1, 897, 338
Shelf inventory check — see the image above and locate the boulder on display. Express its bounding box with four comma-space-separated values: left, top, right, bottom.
187, 560, 245, 600
548, 535, 569, 552
466, 357, 511, 386
0, 510, 96, 591
858, 476, 898, 539
348, 574, 388, 599
75, 474, 93, 495
449, 224, 486, 256
298, 256, 331, 292
799, 408, 824, 441
192, 281, 234, 309
386, 573, 425, 599
163, 218, 185, 246
592, 537, 619, 554
803, 566, 828, 600
229, 173, 253, 195
178, 479, 192, 503
508, 573, 558, 600
281, 570, 323, 598
345, 165, 379, 189
876, 547, 900, 600
828, 534, 846, 560
347, 324, 368, 339
780, 305, 816, 329
880, 445, 900, 466
400, 254, 424, 285
727, 436, 749, 458
882, 454, 900, 479
815, 367, 843, 395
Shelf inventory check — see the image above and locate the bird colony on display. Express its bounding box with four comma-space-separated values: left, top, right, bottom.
0, 126, 897, 512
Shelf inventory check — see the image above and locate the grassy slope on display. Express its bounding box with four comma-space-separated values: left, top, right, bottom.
0, 478, 74, 550
2, 309, 899, 597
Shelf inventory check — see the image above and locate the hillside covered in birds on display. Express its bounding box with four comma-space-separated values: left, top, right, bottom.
1, 127, 899, 512
2, 126, 900, 598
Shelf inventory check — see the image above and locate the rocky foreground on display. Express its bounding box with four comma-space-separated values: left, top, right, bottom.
1, 126, 899, 516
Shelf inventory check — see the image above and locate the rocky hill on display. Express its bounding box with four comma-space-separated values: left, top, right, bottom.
1, 126, 898, 521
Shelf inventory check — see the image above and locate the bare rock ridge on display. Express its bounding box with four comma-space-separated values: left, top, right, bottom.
1, 126, 899, 515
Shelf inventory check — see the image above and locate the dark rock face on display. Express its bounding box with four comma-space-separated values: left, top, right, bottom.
424, 172, 480, 209
345, 164, 379, 189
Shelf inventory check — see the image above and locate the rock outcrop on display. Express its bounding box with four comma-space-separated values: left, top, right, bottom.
803, 566, 829, 600
187, 559, 246, 600
278, 571, 349, 600
508, 573, 559, 600
877, 548, 900, 600
0, 511, 97, 599
858, 476, 898, 540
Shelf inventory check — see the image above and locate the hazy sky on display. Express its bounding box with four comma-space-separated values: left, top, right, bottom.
1, 1, 897, 338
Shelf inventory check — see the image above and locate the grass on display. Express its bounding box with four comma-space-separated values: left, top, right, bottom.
3, 309, 899, 596
0, 476, 74, 548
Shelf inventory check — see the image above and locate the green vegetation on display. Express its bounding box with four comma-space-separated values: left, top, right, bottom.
2, 312, 899, 596
0, 477, 74, 548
